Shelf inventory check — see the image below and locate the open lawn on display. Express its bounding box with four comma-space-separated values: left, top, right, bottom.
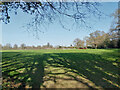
1, 49, 120, 89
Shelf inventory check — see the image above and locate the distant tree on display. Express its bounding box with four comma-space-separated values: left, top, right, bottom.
20, 43, 26, 49
110, 9, 120, 33
85, 31, 106, 49
45, 43, 53, 48
73, 38, 84, 48
26, 46, 30, 49
109, 9, 120, 48
42, 45, 47, 49
107, 32, 118, 48
31, 45, 36, 49
102, 33, 111, 48
37, 45, 41, 49
0, 44, 2, 50
69, 44, 74, 49
84, 36, 89, 48
13, 44, 18, 49
58, 46, 62, 49
47, 43, 50, 48
3, 43, 12, 50
54, 45, 62, 49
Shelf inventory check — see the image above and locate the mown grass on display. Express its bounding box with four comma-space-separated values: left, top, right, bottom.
1, 49, 120, 88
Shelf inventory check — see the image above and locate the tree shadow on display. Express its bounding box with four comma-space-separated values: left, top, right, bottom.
45, 52, 120, 88
2, 52, 48, 88
2, 51, 120, 88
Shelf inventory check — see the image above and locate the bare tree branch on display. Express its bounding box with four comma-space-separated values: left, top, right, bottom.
0, 1, 103, 34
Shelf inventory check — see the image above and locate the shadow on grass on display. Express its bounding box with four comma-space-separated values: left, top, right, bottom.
47, 53, 119, 88
2, 51, 120, 88
2, 52, 46, 88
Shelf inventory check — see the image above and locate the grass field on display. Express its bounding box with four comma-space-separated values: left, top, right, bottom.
1, 49, 120, 88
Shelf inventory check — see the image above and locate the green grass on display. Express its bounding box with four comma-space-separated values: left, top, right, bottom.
1, 49, 120, 88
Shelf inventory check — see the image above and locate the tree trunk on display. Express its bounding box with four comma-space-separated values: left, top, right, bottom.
95, 44, 97, 49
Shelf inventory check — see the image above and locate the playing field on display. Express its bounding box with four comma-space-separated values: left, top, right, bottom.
1, 49, 120, 88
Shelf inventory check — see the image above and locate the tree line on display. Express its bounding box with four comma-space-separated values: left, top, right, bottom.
0, 42, 76, 50
73, 30, 119, 49
0, 43, 54, 50
1, 29, 119, 50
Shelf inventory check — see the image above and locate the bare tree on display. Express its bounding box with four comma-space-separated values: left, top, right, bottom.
1, 1, 103, 34
73, 38, 84, 48
109, 9, 120, 48
47, 42, 50, 48
37, 45, 41, 49
84, 36, 91, 48
20, 43, 26, 49
3, 43, 12, 50
13, 44, 18, 49
0, 44, 2, 50
85, 30, 106, 49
